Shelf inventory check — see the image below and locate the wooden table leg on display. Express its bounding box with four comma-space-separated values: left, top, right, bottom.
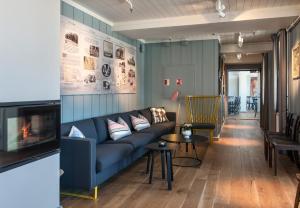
169, 150, 174, 181
146, 152, 150, 174
166, 151, 172, 190
149, 151, 154, 184
161, 151, 165, 179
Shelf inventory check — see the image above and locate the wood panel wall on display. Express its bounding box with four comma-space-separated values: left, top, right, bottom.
144, 40, 219, 124
288, 22, 300, 114
60, 1, 145, 123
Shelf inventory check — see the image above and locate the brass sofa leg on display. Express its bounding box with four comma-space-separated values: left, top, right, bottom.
210, 130, 214, 144
61, 186, 99, 200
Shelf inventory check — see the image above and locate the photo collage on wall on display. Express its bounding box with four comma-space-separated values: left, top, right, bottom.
60, 16, 137, 95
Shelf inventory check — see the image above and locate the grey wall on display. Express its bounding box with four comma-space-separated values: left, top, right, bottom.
288, 22, 300, 114
61, 1, 145, 123
0, 153, 60, 208
0, 0, 60, 102
144, 40, 219, 123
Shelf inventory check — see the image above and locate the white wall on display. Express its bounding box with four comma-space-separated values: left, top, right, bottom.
228, 72, 239, 96
0, 153, 60, 208
0, 0, 60, 102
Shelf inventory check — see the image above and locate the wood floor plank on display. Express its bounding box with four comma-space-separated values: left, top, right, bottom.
62, 119, 298, 208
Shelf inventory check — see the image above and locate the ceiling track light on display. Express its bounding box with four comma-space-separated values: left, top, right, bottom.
126, 0, 133, 13
237, 53, 242, 60
238, 32, 243, 48
216, 0, 226, 18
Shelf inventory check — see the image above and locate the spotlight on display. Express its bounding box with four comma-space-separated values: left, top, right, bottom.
237, 53, 242, 60
126, 0, 133, 13
238, 33, 243, 48
216, 0, 226, 18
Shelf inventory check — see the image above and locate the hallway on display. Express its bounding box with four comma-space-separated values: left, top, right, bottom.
62, 119, 299, 208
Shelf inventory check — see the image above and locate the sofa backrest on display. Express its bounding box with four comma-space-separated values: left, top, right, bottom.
60, 109, 153, 144
139, 108, 152, 124
92, 110, 139, 144
61, 118, 99, 142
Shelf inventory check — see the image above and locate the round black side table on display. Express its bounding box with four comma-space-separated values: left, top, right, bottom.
161, 134, 208, 167
145, 142, 175, 190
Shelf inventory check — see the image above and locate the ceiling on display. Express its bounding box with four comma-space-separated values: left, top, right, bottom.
71, 0, 300, 52
73, 0, 300, 22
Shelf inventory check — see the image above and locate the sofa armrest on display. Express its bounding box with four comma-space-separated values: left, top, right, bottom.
60, 136, 97, 190
166, 112, 176, 122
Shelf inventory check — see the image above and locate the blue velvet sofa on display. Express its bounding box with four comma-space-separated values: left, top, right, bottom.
60, 108, 176, 191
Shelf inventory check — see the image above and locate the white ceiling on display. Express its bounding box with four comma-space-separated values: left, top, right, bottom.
71, 0, 300, 51
73, 0, 300, 22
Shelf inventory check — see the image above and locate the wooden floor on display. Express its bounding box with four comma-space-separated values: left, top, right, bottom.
61, 119, 299, 208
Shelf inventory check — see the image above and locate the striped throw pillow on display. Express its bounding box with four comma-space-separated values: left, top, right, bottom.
150, 107, 169, 124
131, 114, 151, 131
108, 117, 132, 141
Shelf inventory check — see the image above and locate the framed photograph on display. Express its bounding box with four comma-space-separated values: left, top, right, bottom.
115, 45, 125, 60
83, 56, 96, 70
102, 64, 112, 77
292, 42, 300, 80
89, 45, 99, 57
103, 40, 113, 58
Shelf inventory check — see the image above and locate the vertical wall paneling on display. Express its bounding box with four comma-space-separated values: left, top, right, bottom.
61, 2, 145, 123
289, 22, 300, 114
144, 40, 219, 124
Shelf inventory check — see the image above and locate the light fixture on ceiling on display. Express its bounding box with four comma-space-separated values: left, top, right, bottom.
216, 0, 226, 18
126, 0, 133, 13
237, 53, 242, 60
238, 32, 243, 48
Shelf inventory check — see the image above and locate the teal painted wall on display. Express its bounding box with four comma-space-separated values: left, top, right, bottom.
60, 1, 145, 123
288, 22, 300, 114
144, 40, 219, 124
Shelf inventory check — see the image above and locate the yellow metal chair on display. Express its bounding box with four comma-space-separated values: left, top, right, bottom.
185, 96, 221, 144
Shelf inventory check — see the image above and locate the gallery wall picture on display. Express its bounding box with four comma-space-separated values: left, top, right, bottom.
60, 16, 137, 95
292, 42, 300, 80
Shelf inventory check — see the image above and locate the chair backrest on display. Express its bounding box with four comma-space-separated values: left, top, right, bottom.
185, 96, 221, 124
286, 113, 294, 136
290, 115, 300, 141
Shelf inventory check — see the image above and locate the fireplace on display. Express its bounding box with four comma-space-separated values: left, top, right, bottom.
0, 101, 60, 171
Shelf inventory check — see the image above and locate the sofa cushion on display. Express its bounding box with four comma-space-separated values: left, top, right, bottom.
107, 132, 156, 149
108, 118, 132, 141
139, 108, 152, 124
119, 110, 139, 130
140, 121, 176, 138
96, 143, 134, 172
61, 119, 98, 142
150, 107, 169, 124
131, 114, 151, 131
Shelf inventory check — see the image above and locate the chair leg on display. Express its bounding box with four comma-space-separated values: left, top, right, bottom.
269, 144, 273, 168
274, 148, 278, 176
294, 181, 300, 208
186, 143, 189, 152
293, 151, 300, 169
264, 137, 268, 161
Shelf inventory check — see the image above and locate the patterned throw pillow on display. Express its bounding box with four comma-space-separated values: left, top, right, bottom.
68, 126, 85, 138
150, 107, 169, 124
131, 114, 151, 131
108, 117, 132, 141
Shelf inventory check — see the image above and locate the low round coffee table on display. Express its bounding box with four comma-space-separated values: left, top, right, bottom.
161, 134, 208, 167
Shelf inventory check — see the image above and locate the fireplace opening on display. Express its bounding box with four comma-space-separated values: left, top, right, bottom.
0, 101, 60, 170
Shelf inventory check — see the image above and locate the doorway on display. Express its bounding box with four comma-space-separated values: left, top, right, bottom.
226, 70, 261, 120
